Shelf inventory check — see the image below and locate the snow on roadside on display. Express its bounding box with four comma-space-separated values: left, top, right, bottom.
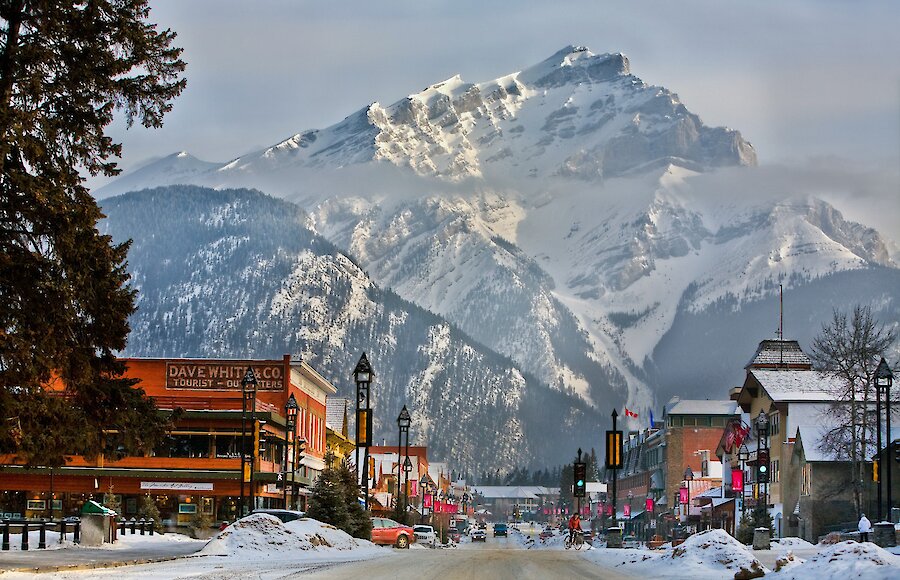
772, 537, 815, 550
582, 529, 765, 579
768, 540, 900, 580
200, 514, 381, 557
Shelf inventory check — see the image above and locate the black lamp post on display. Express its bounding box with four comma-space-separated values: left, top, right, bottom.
683, 466, 694, 529
240, 366, 258, 517
755, 410, 770, 514
876, 358, 894, 518
284, 394, 298, 509
627, 490, 633, 535
353, 353, 373, 511
397, 405, 411, 516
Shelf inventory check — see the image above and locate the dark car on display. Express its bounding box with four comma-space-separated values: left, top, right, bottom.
249, 509, 305, 523
493, 523, 508, 537
582, 528, 594, 543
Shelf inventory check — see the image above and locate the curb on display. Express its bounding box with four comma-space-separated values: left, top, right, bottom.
11, 553, 205, 575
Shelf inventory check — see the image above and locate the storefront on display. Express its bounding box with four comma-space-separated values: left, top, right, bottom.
0, 355, 335, 529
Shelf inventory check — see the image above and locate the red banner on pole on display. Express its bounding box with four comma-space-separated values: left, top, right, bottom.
423, 493, 432, 508
623, 503, 631, 517
606, 504, 613, 516
646, 498, 654, 512
409, 479, 418, 497
732, 469, 744, 493
679, 487, 689, 504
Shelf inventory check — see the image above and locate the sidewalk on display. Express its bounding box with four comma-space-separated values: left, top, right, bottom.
0, 535, 206, 573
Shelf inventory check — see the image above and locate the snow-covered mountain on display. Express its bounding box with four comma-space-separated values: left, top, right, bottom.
96, 46, 899, 422
102, 186, 607, 473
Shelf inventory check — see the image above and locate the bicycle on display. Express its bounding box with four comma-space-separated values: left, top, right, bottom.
564, 530, 584, 550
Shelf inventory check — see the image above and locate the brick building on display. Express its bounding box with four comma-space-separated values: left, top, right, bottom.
0, 355, 335, 529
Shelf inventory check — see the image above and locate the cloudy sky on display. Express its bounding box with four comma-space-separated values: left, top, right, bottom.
100, 1, 899, 229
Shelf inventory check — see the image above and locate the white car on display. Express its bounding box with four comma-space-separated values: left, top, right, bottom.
413, 525, 437, 545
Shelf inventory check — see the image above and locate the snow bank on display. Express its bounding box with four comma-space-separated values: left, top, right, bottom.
773, 537, 815, 550
200, 514, 378, 557
770, 540, 900, 580
669, 529, 766, 578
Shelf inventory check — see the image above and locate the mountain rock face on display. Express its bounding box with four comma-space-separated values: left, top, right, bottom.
96, 46, 898, 431
102, 186, 607, 473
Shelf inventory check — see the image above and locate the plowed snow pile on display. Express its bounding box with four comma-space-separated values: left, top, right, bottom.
770, 540, 900, 580
669, 529, 766, 578
201, 514, 379, 557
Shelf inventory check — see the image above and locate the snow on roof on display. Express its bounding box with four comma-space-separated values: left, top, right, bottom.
751, 370, 842, 402
797, 426, 840, 462
667, 400, 739, 416
745, 339, 812, 369
471, 486, 556, 499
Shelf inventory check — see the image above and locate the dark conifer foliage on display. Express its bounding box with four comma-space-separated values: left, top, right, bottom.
0, 1, 186, 465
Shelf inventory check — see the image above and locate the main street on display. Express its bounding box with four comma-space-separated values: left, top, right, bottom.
298, 542, 639, 580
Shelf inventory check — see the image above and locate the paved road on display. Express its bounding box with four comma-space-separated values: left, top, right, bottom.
298, 543, 637, 580
0, 542, 204, 572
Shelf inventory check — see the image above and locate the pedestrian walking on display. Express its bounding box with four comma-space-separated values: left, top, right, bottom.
858, 513, 872, 542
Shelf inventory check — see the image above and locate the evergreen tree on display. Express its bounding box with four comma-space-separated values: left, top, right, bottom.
337, 458, 371, 539
0, 1, 186, 466
308, 452, 371, 539
138, 494, 164, 534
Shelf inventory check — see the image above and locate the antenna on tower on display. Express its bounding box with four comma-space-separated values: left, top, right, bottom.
779, 284, 784, 367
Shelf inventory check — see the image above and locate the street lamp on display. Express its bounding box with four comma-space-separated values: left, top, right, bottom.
353, 353, 374, 511
397, 405, 411, 518
241, 366, 258, 517
683, 466, 694, 528
284, 394, 298, 509
737, 445, 750, 520
876, 358, 894, 518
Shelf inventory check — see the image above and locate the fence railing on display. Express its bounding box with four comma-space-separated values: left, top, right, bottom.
0, 517, 156, 550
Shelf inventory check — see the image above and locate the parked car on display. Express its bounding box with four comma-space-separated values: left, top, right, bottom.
249, 509, 305, 523
539, 527, 554, 541
413, 524, 436, 545
471, 529, 487, 542
581, 529, 594, 543
370, 517, 416, 548
622, 535, 641, 549
450, 530, 462, 543
493, 523, 508, 537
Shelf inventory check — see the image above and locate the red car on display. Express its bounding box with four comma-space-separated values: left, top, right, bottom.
370, 517, 416, 548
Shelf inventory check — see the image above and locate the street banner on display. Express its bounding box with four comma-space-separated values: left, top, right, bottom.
646, 498, 654, 512
409, 479, 418, 497
605, 430, 623, 469
679, 487, 689, 504
623, 503, 631, 517
732, 468, 744, 492
606, 504, 613, 516
424, 493, 432, 508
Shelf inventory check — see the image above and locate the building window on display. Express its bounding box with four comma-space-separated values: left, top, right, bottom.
770, 413, 780, 437
772, 459, 780, 483
800, 463, 811, 496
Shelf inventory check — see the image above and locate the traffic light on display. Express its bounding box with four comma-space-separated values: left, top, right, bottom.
606, 430, 623, 469
574, 461, 586, 498
873, 459, 879, 483
757, 449, 770, 483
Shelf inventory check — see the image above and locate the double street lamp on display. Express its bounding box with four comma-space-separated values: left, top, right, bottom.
397, 405, 411, 517
875, 358, 894, 521
240, 367, 258, 517
354, 353, 373, 511
283, 394, 298, 509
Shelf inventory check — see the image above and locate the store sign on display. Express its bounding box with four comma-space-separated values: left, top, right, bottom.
165, 362, 284, 391
140, 481, 214, 491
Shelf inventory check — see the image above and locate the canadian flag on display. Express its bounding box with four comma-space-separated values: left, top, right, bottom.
624, 407, 639, 418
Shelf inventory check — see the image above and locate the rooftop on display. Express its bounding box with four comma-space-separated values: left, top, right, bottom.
666, 400, 740, 416
745, 339, 812, 370
750, 370, 843, 402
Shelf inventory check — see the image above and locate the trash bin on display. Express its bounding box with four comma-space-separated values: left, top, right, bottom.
80, 500, 118, 546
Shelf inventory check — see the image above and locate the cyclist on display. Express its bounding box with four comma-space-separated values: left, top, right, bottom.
567, 512, 582, 544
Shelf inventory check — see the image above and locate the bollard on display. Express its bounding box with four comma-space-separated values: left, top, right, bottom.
38, 521, 46, 549
148, 518, 154, 536
59, 520, 66, 544
1, 520, 9, 550
21, 521, 29, 551
139, 518, 146, 535
130, 517, 136, 534
120, 519, 126, 535
73, 520, 80, 544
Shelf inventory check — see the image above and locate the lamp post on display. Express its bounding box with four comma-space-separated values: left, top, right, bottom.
626, 490, 633, 536
876, 358, 894, 518
284, 394, 298, 509
683, 466, 694, 531
353, 353, 373, 511
397, 405, 411, 518
755, 410, 770, 514
240, 366, 258, 517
